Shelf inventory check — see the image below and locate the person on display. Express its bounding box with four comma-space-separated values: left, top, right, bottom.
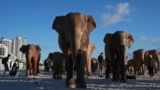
2, 54, 10, 77
146, 55, 155, 77
9, 63, 19, 77
44, 58, 51, 73
98, 52, 104, 77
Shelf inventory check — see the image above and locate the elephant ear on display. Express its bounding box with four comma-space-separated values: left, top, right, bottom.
92, 44, 96, 50
89, 43, 96, 52
52, 16, 66, 35
36, 45, 41, 51
86, 15, 96, 34
127, 34, 134, 48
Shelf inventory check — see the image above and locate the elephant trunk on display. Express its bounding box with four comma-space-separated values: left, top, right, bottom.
70, 29, 81, 65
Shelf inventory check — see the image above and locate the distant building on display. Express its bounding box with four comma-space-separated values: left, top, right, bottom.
0, 36, 27, 61
12, 36, 26, 61
1, 37, 12, 54
0, 44, 8, 58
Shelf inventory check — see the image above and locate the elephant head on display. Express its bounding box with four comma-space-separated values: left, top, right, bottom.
20, 45, 28, 53
20, 44, 41, 54
52, 12, 96, 88
125, 34, 134, 48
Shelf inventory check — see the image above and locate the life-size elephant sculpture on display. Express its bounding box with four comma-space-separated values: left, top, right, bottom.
48, 52, 65, 79
85, 43, 96, 76
133, 49, 147, 75
144, 49, 160, 73
91, 58, 99, 72
125, 59, 135, 75
20, 44, 41, 76
52, 12, 96, 88
103, 31, 134, 82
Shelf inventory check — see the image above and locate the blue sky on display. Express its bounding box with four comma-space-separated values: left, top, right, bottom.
0, 0, 160, 60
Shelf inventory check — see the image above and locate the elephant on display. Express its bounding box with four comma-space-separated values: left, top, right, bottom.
85, 43, 96, 76
52, 12, 96, 88
125, 59, 135, 75
144, 49, 160, 73
133, 49, 147, 75
103, 31, 134, 82
20, 44, 41, 76
48, 52, 65, 79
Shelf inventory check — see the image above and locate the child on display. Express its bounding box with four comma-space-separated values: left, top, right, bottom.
9, 63, 19, 77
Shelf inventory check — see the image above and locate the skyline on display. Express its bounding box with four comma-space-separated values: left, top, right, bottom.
1, 0, 160, 60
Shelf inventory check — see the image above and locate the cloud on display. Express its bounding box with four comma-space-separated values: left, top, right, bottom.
101, 2, 133, 26
152, 37, 160, 44
139, 36, 148, 42
139, 36, 160, 45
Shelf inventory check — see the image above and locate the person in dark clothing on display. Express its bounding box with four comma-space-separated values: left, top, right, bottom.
146, 55, 155, 77
2, 54, 10, 77
98, 52, 104, 77
9, 63, 19, 77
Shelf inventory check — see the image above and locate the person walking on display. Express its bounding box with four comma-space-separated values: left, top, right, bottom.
98, 52, 104, 77
2, 54, 10, 77
146, 55, 155, 77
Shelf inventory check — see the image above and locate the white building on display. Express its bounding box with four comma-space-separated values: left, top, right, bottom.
0, 36, 26, 61
12, 36, 26, 61
0, 44, 8, 58
1, 37, 12, 54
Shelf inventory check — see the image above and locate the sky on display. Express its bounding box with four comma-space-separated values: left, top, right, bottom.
0, 0, 160, 61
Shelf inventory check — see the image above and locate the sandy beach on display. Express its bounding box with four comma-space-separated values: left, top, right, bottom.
0, 69, 160, 90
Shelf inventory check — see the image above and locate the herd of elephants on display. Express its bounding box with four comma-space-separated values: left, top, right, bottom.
19, 12, 160, 88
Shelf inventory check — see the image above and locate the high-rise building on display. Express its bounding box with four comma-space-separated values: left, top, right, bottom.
0, 44, 8, 58
12, 36, 26, 61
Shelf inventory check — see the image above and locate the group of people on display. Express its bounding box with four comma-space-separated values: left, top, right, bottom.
2, 54, 19, 77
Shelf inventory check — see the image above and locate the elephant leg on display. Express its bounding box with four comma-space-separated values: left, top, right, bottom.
112, 61, 117, 81
105, 60, 111, 78
76, 53, 86, 88
120, 59, 126, 82
53, 63, 58, 79
86, 58, 91, 76
119, 48, 126, 82
58, 63, 63, 79
26, 62, 31, 76
53, 63, 62, 79
26, 68, 30, 76
112, 54, 120, 81
33, 61, 37, 76
65, 55, 75, 88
